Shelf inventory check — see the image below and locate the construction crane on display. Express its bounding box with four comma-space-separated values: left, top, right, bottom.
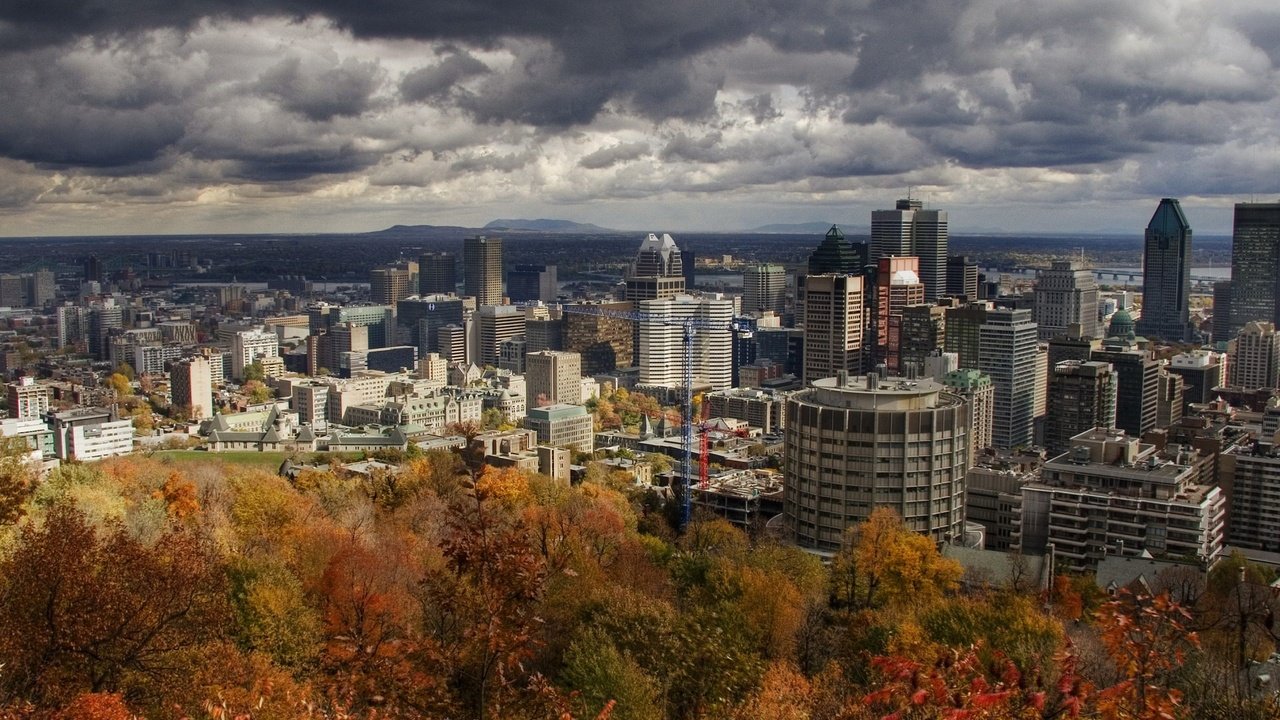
560, 303, 754, 528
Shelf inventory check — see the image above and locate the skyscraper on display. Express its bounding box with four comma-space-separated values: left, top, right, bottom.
170, 356, 214, 421
526, 350, 583, 406
978, 307, 1039, 451
801, 274, 865, 385
784, 373, 968, 550
1137, 198, 1192, 342
1033, 260, 1099, 340
475, 305, 526, 367
899, 303, 947, 374
464, 235, 504, 306
506, 264, 558, 303
742, 263, 787, 315
419, 252, 457, 295
1092, 341, 1160, 437
1044, 360, 1117, 457
1227, 202, 1280, 337
369, 267, 412, 305
946, 255, 979, 299
875, 256, 925, 372
626, 233, 686, 301
1227, 321, 1280, 390
808, 225, 866, 275
871, 198, 948, 301
637, 295, 734, 391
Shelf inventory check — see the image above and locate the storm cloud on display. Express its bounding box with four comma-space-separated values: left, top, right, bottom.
0, 0, 1275, 234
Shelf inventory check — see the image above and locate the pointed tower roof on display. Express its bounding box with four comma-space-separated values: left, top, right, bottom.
1147, 198, 1191, 236
808, 225, 862, 275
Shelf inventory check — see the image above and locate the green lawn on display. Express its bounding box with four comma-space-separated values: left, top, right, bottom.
151, 449, 290, 470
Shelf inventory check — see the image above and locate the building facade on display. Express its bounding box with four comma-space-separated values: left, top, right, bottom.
978, 308, 1039, 450
1138, 198, 1193, 342
1033, 260, 1100, 340
801, 274, 864, 385
464, 235, 504, 305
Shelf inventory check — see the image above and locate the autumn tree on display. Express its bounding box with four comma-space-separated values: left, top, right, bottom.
0, 504, 229, 711
0, 434, 37, 525
1095, 590, 1197, 720
832, 507, 962, 610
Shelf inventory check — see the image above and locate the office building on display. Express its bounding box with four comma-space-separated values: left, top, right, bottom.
464, 235, 504, 305
526, 350, 583, 407
638, 295, 734, 391
625, 233, 686, 301
1044, 360, 1117, 457
524, 404, 594, 451
55, 304, 87, 350
397, 295, 465, 354
475, 305, 526, 367
978, 307, 1039, 451
47, 409, 134, 462
1213, 281, 1233, 343
1227, 321, 1280, 390
1137, 199, 1193, 342
946, 255, 979, 299
1033, 260, 1099, 340
942, 368, 994, 459
784, 373, 968, 551
801, 274, 864, 385
742, 263, 787, 315
370, 267, 413, 305
526, 317, 564, 352
1091, 341, 1160, 437
507, 264, 558, 304
807, 225, 866, 275
871, 198, 948, 300
436, 324, 467, 364
419, 252, 457, 295
899, 303, 946, 374
944, 302, 989, 370
1020, 429, 1225, 572
309, 303, 394, 349
231, 328, 280, 381
1219, 402, 1280, 553
1167, 350, 1225, 409
1156, 369, 1184, 430
6, 377, 49, 420
565, 302, 634, 374
170, 356, 214, 421
87, 300, 123, 360
1227, 202, 1280, 336
876, 257, 925, 372
1047, 323, 1100, 371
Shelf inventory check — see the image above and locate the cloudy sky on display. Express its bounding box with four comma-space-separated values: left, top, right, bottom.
1, 0, 1277, 237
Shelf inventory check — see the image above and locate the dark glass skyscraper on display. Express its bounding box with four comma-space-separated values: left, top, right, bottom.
807, 225, 865, 275
1137, 198, 1192, 342
1227, 202, 1280, 337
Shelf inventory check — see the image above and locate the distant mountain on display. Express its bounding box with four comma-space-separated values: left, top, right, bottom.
749, 221, 863, 234
483, 218, 616, 233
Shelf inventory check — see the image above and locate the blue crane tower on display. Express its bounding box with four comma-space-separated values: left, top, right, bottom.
560, 303, 755, 528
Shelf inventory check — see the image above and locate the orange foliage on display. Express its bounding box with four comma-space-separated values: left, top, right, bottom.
1094, 591, 1196, 720
153, 470, 200, 519
59, 693, 133, 720
476, 465, 531, 507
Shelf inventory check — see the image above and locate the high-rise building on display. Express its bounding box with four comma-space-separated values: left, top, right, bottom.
1092, 341, 1160, 437
1213, 281, 1232, 343
507, 264, 558, 303
875, 256, 925, 372
170, 356, 214, 421
55, 303, 87, 350
946, 255, 979, 299
565, 301, 633, 374
978, 307, 1039, 451
1033, 260, 1099, 340
419, 252, 457, 295
871, 198, 948, 301
1219, 401, 1280, 553
742, 263, 787, 315
626, 233, 686, 301
526, 350, 583, 406
231, 328, 280, 381
1044, 360, 1117, 457
464, 235, 504, 305
1227, 321, 1280, 390
1167, 350, 1226, 409
638, 295, 734, 391
370, 267, 412, 305
6, 377, 49, 420
942, 368, 994, 459
807, 226, 866, 275
475, 305, 526, 367
436, 324, 468, 364
1156, 369, 1184, 430
87, 300, 123, 360
1137, 199, 1193, 342
899, 303, 946, 374
1227, 202, 1280, 337
83, 256, 104, 284
801, 274, 864, 385
784, 373, 968, 551
526, 318, 564, 352
944, 301, 989, 370
397, 295, 465, 354
318, 323, 369, 376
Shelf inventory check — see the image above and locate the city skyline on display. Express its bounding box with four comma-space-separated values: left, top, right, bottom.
0, 3, 1277, 237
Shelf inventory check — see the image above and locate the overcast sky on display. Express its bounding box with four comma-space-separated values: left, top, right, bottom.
1, 0, 1277, 237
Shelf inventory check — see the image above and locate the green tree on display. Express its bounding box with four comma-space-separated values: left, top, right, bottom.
114, 362, 136, 381
562, 629, 662, 720
242, 360, 265, 382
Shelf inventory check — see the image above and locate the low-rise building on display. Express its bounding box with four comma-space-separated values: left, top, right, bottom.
524, 403, 594, 452
47, 408, 134, 461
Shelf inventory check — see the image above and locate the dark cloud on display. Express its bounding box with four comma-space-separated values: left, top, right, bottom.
579, 141, 650, 169
257, 55, 382, 121
400, 50, 489, 102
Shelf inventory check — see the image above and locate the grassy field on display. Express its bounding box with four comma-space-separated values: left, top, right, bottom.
151, 449, 290, 470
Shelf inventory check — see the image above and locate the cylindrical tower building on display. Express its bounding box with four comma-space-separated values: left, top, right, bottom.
784, 373, 968, 552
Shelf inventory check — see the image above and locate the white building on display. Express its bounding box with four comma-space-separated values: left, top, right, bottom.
47, 409, 134, 461
638, 294, 734, 391
231, 328, 280, 381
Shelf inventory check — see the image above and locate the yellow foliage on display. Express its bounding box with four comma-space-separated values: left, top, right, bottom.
476, 464, 531, 507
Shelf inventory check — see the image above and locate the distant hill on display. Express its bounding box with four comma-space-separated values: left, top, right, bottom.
483, 218, 616, 233
749, 221, 862, 234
